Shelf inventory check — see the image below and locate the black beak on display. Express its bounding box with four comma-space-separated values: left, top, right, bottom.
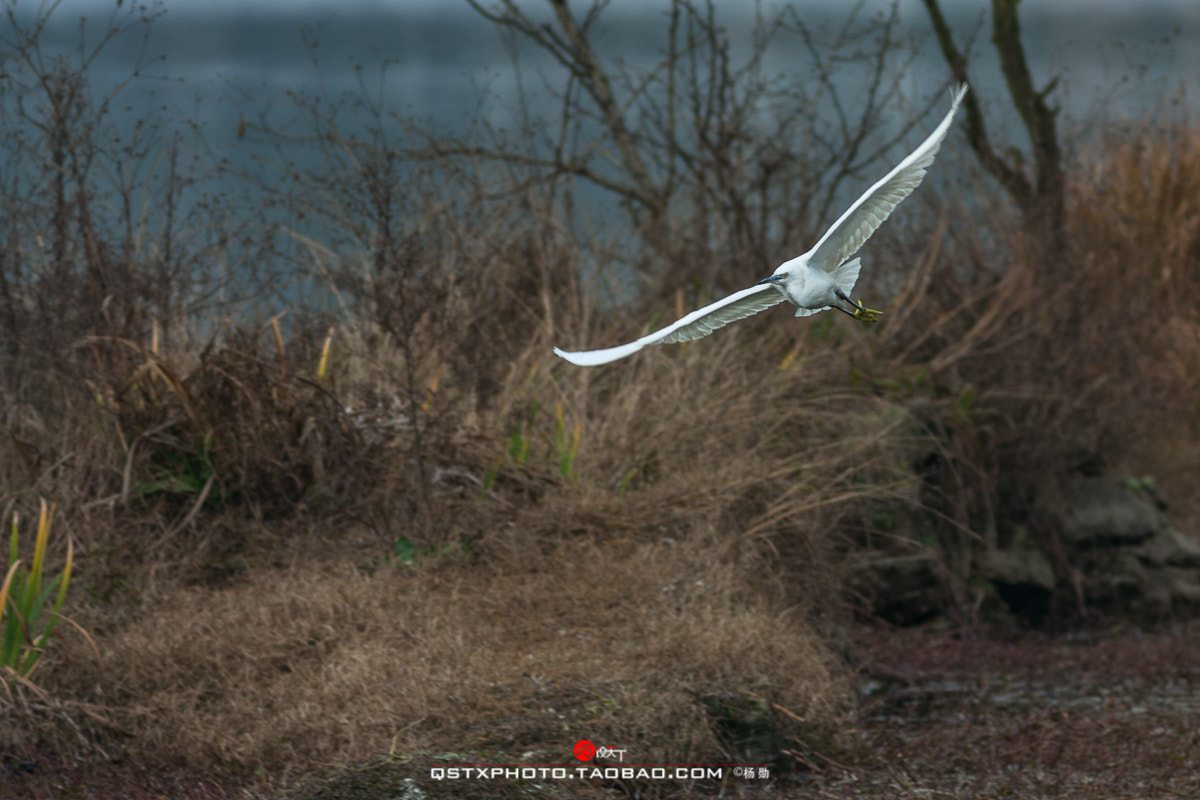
757, 274, 785, 286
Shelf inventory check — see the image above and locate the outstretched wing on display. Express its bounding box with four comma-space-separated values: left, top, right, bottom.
553, 283, 785, 366
807, 84, 967, 272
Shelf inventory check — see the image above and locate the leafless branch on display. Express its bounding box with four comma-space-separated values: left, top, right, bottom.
438, 0, 924, 289
920, 0, 1065, 252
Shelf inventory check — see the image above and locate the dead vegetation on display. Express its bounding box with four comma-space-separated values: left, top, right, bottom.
2, 1, 1200, 798
49, 534, 850, 767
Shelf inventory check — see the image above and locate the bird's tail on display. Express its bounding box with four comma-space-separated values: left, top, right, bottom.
829, 257, 862, 296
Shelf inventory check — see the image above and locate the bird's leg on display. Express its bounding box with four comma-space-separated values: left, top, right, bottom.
852, 300, 883, 322
836, 290, 883, 323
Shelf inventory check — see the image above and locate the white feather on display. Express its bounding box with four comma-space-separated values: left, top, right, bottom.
553, 284, 784, 366
554, 84, 968, 367
805, 84, 968, 272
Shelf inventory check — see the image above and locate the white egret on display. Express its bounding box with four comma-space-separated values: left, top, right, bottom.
554, 84, 968, 367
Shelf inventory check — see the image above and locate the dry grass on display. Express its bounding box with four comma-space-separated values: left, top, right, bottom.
1069, 123, 1200, 524
6, 115, 1200, 791
1, 237, 895, 795
3, 10, 1200, 794
31, 531, 850, 771
0, 199, 898, 780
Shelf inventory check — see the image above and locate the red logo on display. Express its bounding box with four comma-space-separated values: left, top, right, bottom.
574, 739, 596, 761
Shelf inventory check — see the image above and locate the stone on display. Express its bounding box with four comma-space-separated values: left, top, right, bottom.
1057, 477, 1163, 547
853, 553, 943, 626
1132, 527, 1200, 568
983, 543, 1056, 591
1081, 553, 1200, 619
981, 540, 1056, 621
1128, 566, 1200, 617
696, 691, 788, 767
1162, 567, 1200, 608
1084, 551, 1151, 607
1135, 565, 1176, 618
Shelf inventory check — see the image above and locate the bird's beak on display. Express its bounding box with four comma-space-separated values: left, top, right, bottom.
757, 274, 786, 286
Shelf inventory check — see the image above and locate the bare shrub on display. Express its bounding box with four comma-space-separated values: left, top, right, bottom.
847, 116, 1200, 610
436, 0, 930, 293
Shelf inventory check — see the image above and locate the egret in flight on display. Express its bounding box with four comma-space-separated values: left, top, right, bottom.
554, 84, 968, 367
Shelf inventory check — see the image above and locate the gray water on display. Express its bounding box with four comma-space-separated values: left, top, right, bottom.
7, 0, 1200, 314
53, 0, 1198, 143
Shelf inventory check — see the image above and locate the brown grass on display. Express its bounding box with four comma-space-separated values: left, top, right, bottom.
1069, 123, 1200, 524
6, 115, 1200, 790
1, 233, 897, 795
32, 531, 850, 770
3, 8, 1200, 794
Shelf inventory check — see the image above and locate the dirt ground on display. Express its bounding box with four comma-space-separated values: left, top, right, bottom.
819, 622, 1200, 799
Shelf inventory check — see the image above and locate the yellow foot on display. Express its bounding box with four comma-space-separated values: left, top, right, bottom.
852, 300, 883, 323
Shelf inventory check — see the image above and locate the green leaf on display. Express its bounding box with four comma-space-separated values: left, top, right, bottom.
392, 537, 417, 566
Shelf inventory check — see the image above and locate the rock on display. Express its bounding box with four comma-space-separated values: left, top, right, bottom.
696, 691, 788, 767
1084, 551, 1157, 613
1162, 568, 1200, 609
1136, 566, 1200, 617
983, 540, 1056, 591
1073, 544, 1200, 620
1056, 477, 1163, 547
1079, 553, 1200, 618
1136, 566, 1177, 618
981, 537, 1056, 621
1132, 527, 1200, 568
853, 553, 943, 626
